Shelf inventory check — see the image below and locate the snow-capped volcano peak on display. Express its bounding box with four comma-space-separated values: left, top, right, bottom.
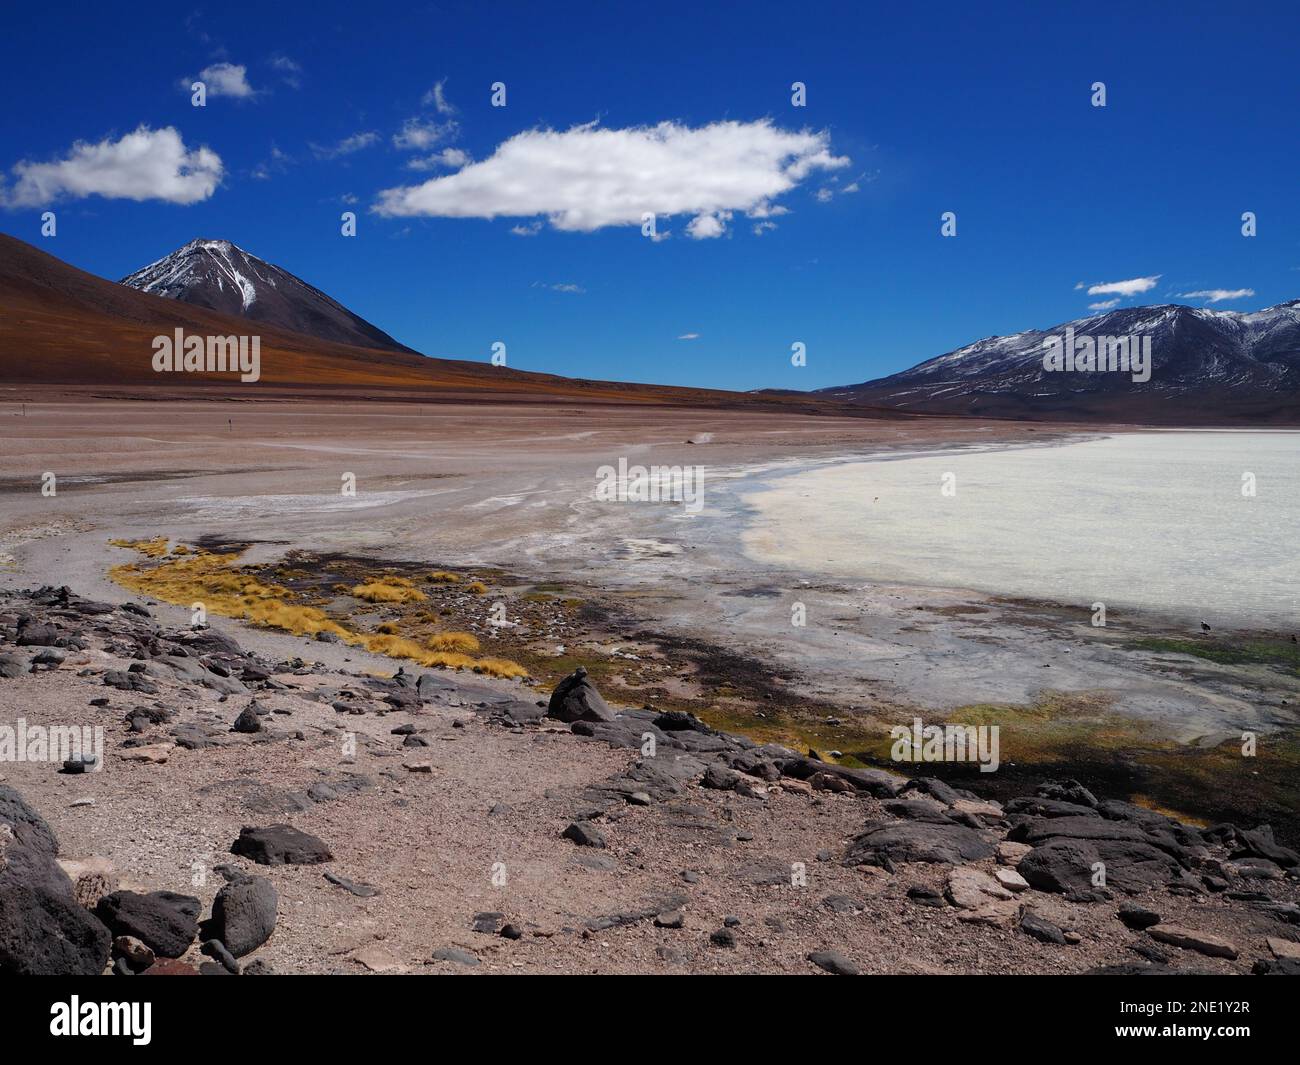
120, 239, 415, 353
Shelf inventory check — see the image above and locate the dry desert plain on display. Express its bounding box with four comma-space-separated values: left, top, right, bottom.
1, 395, 1297, 974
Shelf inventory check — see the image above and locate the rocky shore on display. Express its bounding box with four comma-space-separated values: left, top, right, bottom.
2, 584, 1298, 975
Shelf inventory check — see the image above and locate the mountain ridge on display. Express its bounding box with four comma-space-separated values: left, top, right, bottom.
817, 300, 1300, 424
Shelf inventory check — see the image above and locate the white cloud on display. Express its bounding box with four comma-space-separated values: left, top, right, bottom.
1088, 299, 1120, 310
753, 221, 777, 236
423, 79, 457, 115
1176, 288, 1255, 304
270, 55, 302, 89
814, 187, 834, 203
686, 211, 730, 239
406, 148, 471, 171
189, 62, 256, 98
677, 333, 700, 340
311, 132, 380, 160
533, 281, 585, 294
393, 118, 458, 151
3, 126, 222, 207
510, 221, 542, 237
1085, 275, 1160, 297
373, 119, 849, 233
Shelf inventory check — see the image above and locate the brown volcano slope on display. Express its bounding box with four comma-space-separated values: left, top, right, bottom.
0, 233, 893, 413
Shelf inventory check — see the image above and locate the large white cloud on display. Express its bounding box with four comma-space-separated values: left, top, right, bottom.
3, 126, 222, 207
373, 119, 849, 234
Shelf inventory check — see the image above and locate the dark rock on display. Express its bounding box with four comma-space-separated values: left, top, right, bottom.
844, 820, 994, 867
1037, 779, 1099, 808
323, 871, 380, 897
232, 702, 267, 734
654, 911, 685, 928
200, 939, 241, 974
1117, 903, 1162, 930
547, 667, 617, 723
906, 884, 946, 908
0, 786, 111, 975
95, 891, 200, 959
230, 824, 332, 865
1017, 839, 1107, 901
1253, 958, 1300, 975
1020, 911, 1067, 944
709, 927, 736, 948
562, 821, 606, 849
778, 756, 905, 797
808, 949, 860, 975
210, 874, 277, 957
653, 710, 712, 733
702, 764, 741, 790
0, 653, 30, 679
472, 912, 504, 934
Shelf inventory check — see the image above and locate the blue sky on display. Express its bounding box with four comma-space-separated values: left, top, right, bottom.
1, 1, 1296, 390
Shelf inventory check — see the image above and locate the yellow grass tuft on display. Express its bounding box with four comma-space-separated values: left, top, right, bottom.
109, 536, 170, 558
426, 631, 480, 653
427, 571, 461, 583
351, 580, 427, 603
466, 581, 488, 595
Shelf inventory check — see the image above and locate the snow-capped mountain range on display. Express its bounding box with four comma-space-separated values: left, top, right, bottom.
818, 301, 1300, 423
120, 239, 415, 354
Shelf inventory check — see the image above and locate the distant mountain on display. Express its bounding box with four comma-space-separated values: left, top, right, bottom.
121, 238, 416, 354
819, 302, 1300, 424
0, 232, 855, 416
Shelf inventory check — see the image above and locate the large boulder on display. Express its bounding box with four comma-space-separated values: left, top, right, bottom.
95, 891, 201, 959
546, 667, 616, 723
843, 820, 994, 867
231, 824, 332, 865
210, 872, 277, 957
0, 786, 111, 975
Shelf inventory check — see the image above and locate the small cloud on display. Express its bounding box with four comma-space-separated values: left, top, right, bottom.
686, 211, 730, 239
2, 125, 222, 207
510, 220, 542, 237
406, 147, 471, 171
270, 54, 302, 89
753, 221, 777, 236
814, 187, 834, 203
532, 281, 585, 294
340, 192, 358, 205
251, 144, 292, 180
422, 79, 457, 115
1175, 287, 1255, 304
393, 118, 458, 151
1088, 299, 1120, 311
1085, 275, 1161, 297
677, 333, 700, 340
311, 131, 380, 160
184, 62, 256, 99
